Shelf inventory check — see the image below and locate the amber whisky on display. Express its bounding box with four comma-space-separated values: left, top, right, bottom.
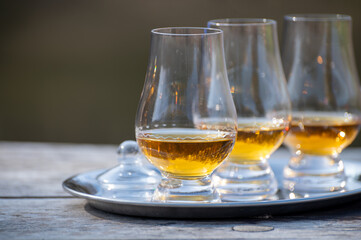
229, 122, 287, 163
284, 113, 361, 155
137, 129, 235, 178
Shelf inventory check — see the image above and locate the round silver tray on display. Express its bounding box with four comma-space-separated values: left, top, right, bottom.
63, 154, 361, 219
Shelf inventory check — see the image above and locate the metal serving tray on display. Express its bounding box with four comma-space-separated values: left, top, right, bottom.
63, 151, 361, 219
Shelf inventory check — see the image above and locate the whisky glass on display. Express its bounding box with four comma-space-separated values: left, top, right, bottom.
208, 19, 290, 201
135, 27, 237, 203
282, 14, 361, 197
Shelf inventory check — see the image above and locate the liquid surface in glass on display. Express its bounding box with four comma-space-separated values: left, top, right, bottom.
229, 119, 288, 163
284, 112, 361, 156
137, 128, 235, 179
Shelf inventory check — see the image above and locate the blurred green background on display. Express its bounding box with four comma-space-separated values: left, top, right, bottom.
1, 0, 361, 145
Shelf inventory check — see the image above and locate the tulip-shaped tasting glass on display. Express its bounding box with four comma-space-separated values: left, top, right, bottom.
282, 14, 361, 197
208, 19, 291, 201
135, 27, 237, 203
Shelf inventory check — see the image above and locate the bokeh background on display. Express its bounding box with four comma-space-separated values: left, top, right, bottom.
1, 0, 361, 144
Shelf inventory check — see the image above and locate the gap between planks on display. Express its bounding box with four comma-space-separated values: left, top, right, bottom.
0, 195, 76, 199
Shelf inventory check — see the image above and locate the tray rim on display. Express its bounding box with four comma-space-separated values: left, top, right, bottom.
62, 169, 361, 209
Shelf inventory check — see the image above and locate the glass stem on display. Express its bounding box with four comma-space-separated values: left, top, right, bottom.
213, 159, 278, 201
283, 154, 347, 197
152, 176, 220, 203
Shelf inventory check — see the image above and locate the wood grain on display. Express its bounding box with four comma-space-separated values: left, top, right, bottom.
1, 141, 361, 239
1, 198, 361, 239
1, 141, 359, 198
0, 142, 116, 197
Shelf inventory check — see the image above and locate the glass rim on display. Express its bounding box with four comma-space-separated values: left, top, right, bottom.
151, 27, 223, 36
207, 18, 276, 26
284, 14, 351, 21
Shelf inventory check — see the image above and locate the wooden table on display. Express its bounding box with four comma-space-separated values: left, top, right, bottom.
1, 142, 361, 239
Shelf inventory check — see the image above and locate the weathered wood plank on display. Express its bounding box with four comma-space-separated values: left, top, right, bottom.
1, 142, 361, 239
0, 142, 117, 197
1, 141, 360, 197
1, 198, 361, 239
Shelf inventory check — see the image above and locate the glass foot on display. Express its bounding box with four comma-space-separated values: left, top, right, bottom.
212, 160, 278, 202
152, 176, 221, 203
283, 155, 347, 198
